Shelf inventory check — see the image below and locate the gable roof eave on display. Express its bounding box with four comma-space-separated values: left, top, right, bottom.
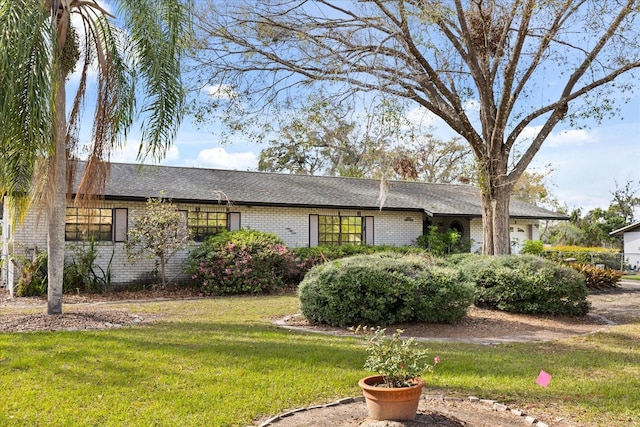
610, 221, 640, 235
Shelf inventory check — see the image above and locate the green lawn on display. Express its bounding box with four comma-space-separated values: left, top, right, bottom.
1, 295, 639, 426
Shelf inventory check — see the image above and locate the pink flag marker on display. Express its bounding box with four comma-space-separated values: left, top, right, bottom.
536, 370, 552, 387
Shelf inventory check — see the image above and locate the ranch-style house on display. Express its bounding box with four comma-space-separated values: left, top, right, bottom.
1, 162, 565, 292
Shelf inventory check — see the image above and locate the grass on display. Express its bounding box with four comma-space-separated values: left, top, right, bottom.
1, 295, 639, 427
623, 275, 640, 281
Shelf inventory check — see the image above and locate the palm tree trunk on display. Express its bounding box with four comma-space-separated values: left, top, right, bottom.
47, 71, 67, 315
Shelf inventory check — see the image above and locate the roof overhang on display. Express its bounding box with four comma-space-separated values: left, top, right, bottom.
610, 221, 640, 235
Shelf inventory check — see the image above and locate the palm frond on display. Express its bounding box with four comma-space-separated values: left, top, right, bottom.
117, 0, 192, 162
0, 0, 55, 217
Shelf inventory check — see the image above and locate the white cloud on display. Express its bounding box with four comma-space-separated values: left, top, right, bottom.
196, 147, 257, 170
405, 107, 438, 127
545, 129, 596, 147
463, 99, 480, 112
514, 126, 597, 149
517, 125, 543, 141
202, 84, 237, 100
77, 140, 180, 164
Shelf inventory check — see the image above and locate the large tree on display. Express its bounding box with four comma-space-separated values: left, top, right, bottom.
258, 96, 474, 181
0, 0, 191, 314
191, 0, 640, 255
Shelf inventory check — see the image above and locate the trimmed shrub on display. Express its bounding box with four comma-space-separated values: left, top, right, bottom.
186, 230, 303, 295
456, 255, 590, 315
568, 263, 622, 290
293, 244, 424, 270
298, 252, 474, 327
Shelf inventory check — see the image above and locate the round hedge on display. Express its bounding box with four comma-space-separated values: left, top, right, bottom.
455, 254, 590, 315
298, 253, 474, 327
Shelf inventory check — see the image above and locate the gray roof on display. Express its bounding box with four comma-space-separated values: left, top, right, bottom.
76, 162, 566, 220
610, 221, 640, 235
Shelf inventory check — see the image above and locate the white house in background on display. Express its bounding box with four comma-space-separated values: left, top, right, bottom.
1, 162, 566, 293
611, 222, 640, 272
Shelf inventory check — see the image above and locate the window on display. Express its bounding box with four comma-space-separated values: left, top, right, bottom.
188, 211, 227, 242
318, 215, 362, 246
65, 208, 113, 241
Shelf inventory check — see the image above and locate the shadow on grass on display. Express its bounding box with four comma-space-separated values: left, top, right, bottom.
1, 316, 639, 426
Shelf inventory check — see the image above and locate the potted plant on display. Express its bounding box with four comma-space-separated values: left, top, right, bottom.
356, 327, 439, 421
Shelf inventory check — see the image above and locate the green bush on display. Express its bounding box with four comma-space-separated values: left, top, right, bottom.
520, 240, 544, 255
416, 226, 471, 256
568, 263, 622, 290
298, 252, 474, 327
64, 241, 113, 293
186, 229, 303, 295
292, 244, 423, 269
16, 251, 48, 297
16, 243, 114, 296
456, 255, 590, 315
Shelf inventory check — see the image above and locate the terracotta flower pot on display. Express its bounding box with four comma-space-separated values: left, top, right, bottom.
358, 375, 425, 421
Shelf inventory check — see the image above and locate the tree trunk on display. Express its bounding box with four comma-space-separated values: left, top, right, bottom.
481, 185, 512, 255
47, 69, 67, 315
159, 253, 167, 288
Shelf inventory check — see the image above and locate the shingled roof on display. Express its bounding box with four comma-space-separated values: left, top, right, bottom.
76, 162, 565, 220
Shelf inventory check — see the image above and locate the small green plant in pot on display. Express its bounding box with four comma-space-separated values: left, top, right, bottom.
356, 327, 439, 421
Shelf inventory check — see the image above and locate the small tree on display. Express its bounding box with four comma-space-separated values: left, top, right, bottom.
126, 196, 193, 287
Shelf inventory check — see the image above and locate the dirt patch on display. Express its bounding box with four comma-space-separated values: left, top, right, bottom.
279, 306, 610, 344
0, 309, 149, 332
256, 395, 568, 427
0, 288, 198, 333
277, 284, 640, 344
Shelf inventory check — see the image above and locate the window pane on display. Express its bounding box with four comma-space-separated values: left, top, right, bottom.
318, 215, 362, 246
188, 211, 227, 242
65, 208, 113, 241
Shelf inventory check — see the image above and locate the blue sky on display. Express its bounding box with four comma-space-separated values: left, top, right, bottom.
70, 3, 640, 215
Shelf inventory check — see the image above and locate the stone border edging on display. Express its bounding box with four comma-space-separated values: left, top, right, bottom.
253, 393, 552, 427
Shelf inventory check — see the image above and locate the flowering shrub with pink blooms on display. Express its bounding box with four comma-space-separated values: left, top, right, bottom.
185, 230, 307, 295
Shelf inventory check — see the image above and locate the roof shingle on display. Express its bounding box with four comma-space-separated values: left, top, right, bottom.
75, 162, 565, 220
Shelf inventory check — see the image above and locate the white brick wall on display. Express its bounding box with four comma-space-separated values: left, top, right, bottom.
237, 206, 423, 247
